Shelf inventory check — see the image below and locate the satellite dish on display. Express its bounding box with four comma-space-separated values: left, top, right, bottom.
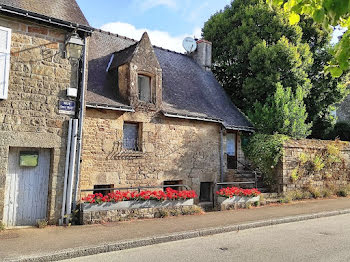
183, 37, 197, 53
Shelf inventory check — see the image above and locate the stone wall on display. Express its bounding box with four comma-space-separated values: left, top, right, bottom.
0, 15, 78, 223
81, 205, 201, 224
80, 108, 224, 201
279, 139, 350, 193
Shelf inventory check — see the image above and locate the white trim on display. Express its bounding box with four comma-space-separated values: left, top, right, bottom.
0, 26, 11, 100
86, 103, 135, 112
106, 54, 114, 72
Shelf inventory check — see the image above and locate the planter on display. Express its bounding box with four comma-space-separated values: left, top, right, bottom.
82, 199, 194, 212
80, 199, 197, 224
217, 195, 260, 210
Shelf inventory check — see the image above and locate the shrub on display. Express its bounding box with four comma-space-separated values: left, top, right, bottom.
305, 185, 321, 198
336, 187, 349, 197
326, 122, 350, 141
321, 188, 333, 198
0, 221, 4, 231
243, 133, 289, 188
181, 206, 203, 215
312, 155, 325, 172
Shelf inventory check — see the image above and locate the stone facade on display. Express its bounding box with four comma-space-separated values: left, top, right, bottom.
0, 15, 80, 224
279, 139, 350, 193
80, 109, 222, 201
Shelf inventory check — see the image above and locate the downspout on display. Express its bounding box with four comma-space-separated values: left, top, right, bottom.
59, 119, 73, 226
220, 126, 224, 183
72, 35, 88, 210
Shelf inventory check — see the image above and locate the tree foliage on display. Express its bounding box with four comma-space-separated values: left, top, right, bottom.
248, 84, 312, 138
268, 0, 350, 77
202, 0, 311, 111
203, 0, 348, 138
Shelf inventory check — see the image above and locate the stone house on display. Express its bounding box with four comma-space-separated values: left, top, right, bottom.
80, 30, 254, 205
0, 0, 92, 226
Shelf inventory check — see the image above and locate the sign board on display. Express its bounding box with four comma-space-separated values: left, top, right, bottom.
19, 151, 39, 167
59, 100, 76, 115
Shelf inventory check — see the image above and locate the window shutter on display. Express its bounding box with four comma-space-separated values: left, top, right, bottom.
0, 26, 11, 100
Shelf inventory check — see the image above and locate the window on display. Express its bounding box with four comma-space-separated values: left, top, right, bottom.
123, 122, 140, 151
138, 74, 152, 103
0, 26, 11, 100
200, 182, 213, 202
93, 184, 114, 196
226, 133, 237, 169
163, 180, 183, 191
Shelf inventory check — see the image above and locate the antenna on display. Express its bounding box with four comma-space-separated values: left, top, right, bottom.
182, 37, 197, 53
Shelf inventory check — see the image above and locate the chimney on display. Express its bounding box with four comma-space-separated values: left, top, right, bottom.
191, 39, 212, 71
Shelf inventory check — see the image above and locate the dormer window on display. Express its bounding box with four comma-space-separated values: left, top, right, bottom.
138, 74, 152, 103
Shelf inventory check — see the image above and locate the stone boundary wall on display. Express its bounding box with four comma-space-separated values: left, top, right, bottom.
81, 205, 201, 224
279, 139, 350, 193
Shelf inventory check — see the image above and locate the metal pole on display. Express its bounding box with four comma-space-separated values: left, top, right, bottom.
59, 119, 73, 226
219, 126, 224, 183
72, 35, 88, 210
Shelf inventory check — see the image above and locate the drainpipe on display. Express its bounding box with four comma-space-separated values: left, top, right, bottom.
220, 126, 224, 183
65, 119, 78, 219
59, 119, 73, 226
72, 35, 88, 210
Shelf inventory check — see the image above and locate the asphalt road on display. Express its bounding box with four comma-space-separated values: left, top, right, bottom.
67, 214, 350, 262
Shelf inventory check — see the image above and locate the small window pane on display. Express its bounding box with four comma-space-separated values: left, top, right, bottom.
138, 75, 151, 102
226, 133, 236, 156
123, 123, 139, 151
0, 29, 8, 51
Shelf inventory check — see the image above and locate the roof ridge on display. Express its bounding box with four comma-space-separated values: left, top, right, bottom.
94, 27, 187, 56
94, 28, 138, 43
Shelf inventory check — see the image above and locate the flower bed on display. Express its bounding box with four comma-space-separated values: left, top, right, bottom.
80, 188, 199, 224
82, 188, 197, 204
216, 187, 261, 210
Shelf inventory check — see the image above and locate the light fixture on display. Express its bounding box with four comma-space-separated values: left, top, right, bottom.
65, 31, 84, 60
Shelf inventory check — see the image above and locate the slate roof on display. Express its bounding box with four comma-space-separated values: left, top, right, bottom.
87, 30, 253, 130
0, 0, 89, 27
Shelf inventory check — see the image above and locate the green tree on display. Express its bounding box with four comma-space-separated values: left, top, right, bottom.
268, 0, 350, 77
202, 0, 312, 111
203, 0, 348, 138
248, 84, 312, 138
299, 17, 349, 138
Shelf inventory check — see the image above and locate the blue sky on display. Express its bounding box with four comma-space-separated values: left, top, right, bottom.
77, 0, 231, 52
77, 0, 343, 52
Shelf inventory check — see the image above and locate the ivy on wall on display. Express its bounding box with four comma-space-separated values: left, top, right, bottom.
290, 141, 345, 183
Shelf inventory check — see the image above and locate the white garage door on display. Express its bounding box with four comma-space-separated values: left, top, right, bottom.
3, 148, 50, 226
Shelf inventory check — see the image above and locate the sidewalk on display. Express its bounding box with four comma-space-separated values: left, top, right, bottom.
1, 197, 350, 262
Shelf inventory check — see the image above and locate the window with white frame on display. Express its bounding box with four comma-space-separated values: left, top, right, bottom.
138, 74, 152, 103
0, 26, 11, 100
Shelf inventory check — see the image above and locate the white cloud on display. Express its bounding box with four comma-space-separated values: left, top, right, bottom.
101, 22, 202, 53
135, 0, 177, 11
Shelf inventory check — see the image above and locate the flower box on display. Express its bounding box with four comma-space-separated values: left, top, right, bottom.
216, 187, 261, 210
217, 195, 260, 205
81, 199, 194, 212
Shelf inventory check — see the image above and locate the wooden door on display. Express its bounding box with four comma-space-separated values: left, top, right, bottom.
3, 148, 50, 226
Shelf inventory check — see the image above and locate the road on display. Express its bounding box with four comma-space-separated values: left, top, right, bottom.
67, 214, 350, 262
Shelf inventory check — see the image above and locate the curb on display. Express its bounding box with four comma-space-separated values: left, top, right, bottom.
9, 208, 350, 262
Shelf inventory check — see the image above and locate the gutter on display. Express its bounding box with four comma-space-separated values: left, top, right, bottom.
0, 4, 93, 33
86, 103, 135, 112
163, 111, 222, 124
163, 111, 254, 132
